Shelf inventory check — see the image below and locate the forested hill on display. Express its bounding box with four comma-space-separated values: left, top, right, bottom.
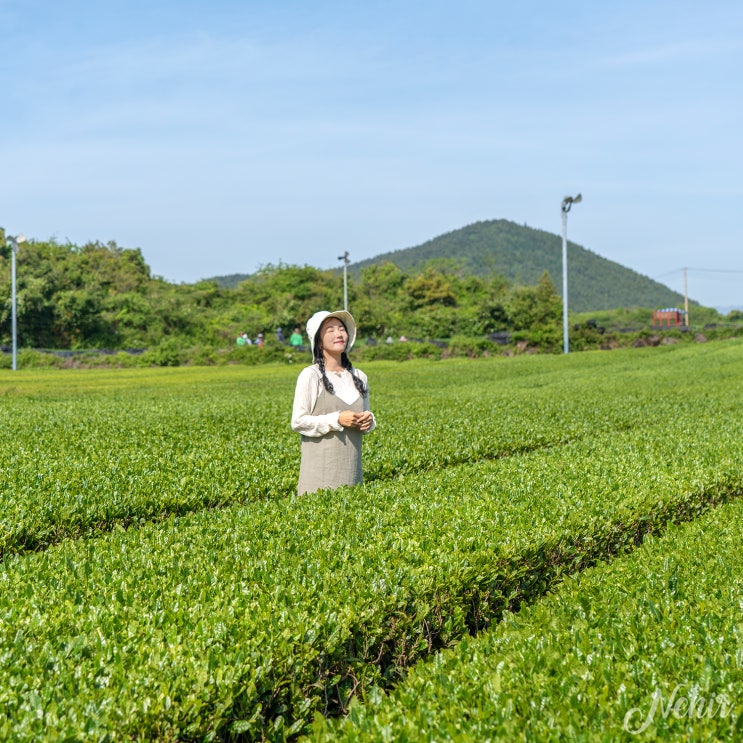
349, 219, 689, 313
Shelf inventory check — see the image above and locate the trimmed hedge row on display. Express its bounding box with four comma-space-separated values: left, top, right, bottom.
0, 342, 741, 739
0, 348, 719, 558
309, 500, 743, 741
0, 406, 741, 740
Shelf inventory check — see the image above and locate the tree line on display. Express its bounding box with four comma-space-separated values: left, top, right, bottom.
0, 235, 566, 352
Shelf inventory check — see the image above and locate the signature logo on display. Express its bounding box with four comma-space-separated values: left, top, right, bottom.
624, 684, 736, 734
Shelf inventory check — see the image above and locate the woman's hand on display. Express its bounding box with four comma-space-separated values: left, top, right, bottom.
338, 410, 357, 428
339, 410, 374, 430
354, 411, 374, 432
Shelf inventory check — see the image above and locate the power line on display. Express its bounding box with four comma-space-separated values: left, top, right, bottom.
684, 267, 743, 274
653, 268, 684, 280
654, 267, 743, 281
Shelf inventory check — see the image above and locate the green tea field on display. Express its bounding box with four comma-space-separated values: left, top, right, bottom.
0, 341, 741, 740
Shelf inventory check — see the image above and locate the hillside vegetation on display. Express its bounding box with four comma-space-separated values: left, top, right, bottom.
0, 231, 575, 352
349, 219, 691, 312
1, 227, 735, 366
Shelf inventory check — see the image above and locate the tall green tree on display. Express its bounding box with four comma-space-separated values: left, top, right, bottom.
508, 271, 562, 331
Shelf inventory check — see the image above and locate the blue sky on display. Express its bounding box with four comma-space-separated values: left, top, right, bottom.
2, 0, 742, 310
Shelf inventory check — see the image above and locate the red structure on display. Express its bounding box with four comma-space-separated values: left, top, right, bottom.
652, 308, 686, 327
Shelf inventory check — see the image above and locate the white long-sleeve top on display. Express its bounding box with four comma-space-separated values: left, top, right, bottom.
291, 365, 376, 437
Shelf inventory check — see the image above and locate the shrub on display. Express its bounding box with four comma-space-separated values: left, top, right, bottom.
448, 335, 499, 358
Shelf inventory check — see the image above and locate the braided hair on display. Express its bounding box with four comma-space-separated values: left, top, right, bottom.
313, 324, 368, 397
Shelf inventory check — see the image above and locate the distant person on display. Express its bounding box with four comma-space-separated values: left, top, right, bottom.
236, 332, 251, 346
291, 310, 375, 496
289, 326, 304, 350
276, 327, 286, 343
256, 333, 264, 347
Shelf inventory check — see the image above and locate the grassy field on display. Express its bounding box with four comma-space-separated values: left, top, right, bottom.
0, 341, 741, 740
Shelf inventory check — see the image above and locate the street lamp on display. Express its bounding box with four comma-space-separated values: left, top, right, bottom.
338, 251, 349, 312
560, 194, 581, 354
7, 234, 26, 371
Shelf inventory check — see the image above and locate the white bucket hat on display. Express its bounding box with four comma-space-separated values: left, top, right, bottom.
306, 310, 357, 355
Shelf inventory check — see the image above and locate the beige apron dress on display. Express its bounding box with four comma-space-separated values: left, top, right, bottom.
298, 378, 365, 496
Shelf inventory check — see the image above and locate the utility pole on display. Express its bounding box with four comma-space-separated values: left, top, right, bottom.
7, 234, 26, 371
560, 194, 582, 354
338, 251, 349, 312
683, 267, 689, 326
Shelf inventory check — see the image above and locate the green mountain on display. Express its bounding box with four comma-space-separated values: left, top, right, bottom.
349, 219, 690, 313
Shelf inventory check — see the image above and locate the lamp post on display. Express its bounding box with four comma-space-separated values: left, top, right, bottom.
338, 251, 349, 312
560, 194, 581, 354
7, 234, 26, 371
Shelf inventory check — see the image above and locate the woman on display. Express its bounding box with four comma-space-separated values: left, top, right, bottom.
291, 310, 375, 495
